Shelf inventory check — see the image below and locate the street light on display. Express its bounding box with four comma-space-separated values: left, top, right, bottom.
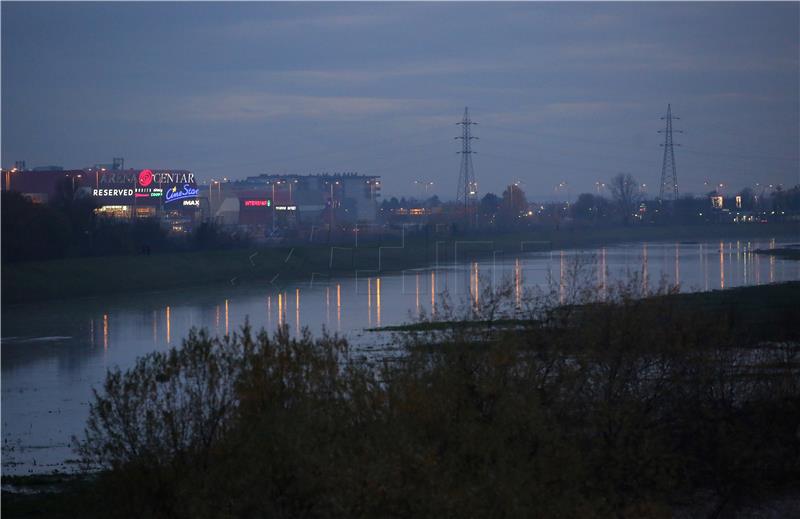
414, 179, 435, 195
594, 181, 606, 194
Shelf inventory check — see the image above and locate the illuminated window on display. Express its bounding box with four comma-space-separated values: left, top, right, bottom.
95, 205, 131, 219
136, 207, 157, 218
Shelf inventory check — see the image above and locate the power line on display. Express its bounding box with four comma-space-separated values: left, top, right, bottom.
658, 103, 682, 201
456, 107, 478, 226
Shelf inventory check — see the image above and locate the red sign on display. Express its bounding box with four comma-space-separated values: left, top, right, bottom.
138, 169, 153, 187
244, 200, 269, 207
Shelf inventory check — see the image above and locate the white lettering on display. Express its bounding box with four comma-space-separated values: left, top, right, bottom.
93, 188, 134, 197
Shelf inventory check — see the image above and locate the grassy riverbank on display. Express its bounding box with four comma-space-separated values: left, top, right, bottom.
372, 281, 800, 335
3, 223, 797, 305
755, 246, 800, 261
3, 280, 799, 518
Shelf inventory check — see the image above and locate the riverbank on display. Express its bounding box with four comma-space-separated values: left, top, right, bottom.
371, 280, 800, 337
3, 223, 797, 305
754, 245, 800, 261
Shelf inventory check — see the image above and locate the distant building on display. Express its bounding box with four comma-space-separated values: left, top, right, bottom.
242, 173, 380, 223
2, 164, 200, 232
207, 173, 381, 231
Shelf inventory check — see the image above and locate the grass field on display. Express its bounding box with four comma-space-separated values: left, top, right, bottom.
3, 222, 798, 305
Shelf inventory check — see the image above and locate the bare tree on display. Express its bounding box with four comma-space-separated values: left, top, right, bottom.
609, 173, 640, 225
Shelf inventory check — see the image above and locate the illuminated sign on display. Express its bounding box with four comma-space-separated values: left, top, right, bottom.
711, 196, 723, 209
244, 200, 270, 207
735, 195, 742, 209
134, 184, 164, 200
100, 171, 195, 185
275, 205, 297, 211
165, 184, 199, 204
182, 199, 200, 207
93, 188, 134, 197
138, 169, 153, 187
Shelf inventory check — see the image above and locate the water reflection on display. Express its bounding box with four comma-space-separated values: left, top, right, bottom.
376, 278, 381, 327
431, 270, 436, 317
720, 241, 725, 289
599, 248, 607, 299
415, 273, 420, 318
559, 250, 565, 304
642, 243, 648, 292
3, 238, 800, 475
295, 288, 300, 335
166, 306, 171, 344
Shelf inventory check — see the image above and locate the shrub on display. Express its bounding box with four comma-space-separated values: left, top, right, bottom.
76, 280, 800, 518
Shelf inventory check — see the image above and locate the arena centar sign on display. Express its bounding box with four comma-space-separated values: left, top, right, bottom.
93, 169, 198, 205
99, 170, 196, 186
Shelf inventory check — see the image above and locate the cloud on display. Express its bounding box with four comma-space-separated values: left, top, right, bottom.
173, 91, 443, 122
578, 13, 622, 28
558, 42, 798, 73
259, 59, 524, 84
219, 12, 390, 38
543, 101, 642, 116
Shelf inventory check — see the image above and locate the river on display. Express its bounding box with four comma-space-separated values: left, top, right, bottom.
2, 238, 799, 475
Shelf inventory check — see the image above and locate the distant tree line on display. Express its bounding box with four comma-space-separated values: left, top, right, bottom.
466, 174, 800, 230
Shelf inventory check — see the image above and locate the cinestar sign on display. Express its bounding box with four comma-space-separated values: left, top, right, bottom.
165, 184, 199, 204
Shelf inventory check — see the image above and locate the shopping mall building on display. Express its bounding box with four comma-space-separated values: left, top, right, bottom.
3, 165, 202, 232
3, 165, 381, 236
207, 173, 381, 231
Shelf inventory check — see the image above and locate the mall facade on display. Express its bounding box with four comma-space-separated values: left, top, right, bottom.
3, 165, 201, 232
3, 166, 381, 237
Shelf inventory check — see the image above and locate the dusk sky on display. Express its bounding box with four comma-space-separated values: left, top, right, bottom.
2, 2, 798, 199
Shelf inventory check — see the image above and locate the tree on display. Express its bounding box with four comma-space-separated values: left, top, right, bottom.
479, 192, 501, 224
499, 184, 528, 227
426, 195, 442, 208
1, 191, 72, 261
609, 173, 640, 225
571, 193, 609, 222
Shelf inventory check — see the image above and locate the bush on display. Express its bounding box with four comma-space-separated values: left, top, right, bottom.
76, 280, 800, 518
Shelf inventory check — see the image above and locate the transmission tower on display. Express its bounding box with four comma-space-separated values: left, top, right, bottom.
456, 107, 478, 224
658, 103, 682, 201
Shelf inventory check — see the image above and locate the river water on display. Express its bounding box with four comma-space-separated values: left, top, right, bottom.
2, 238, 799, 475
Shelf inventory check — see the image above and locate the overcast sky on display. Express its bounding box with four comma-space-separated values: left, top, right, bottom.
2, 2, 798, 199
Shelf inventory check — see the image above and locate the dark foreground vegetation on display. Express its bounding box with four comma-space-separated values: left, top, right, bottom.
4, 280, 799, 518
